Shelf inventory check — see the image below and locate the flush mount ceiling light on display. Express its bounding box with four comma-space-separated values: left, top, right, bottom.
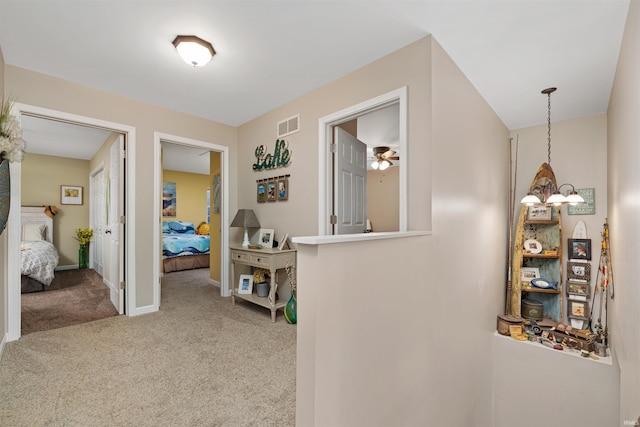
520, 87, 585, 207
172, 35, 216, 67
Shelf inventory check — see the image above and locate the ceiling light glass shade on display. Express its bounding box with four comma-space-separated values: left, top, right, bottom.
566, 191, 585, 205
173, 35, 216, 67
379, 159, 390, 171
371, 160, 379, 170
520, 193, 542, 206
546, 191, 568, 206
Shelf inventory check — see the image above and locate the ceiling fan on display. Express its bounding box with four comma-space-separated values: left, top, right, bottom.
370, 146, 399, 170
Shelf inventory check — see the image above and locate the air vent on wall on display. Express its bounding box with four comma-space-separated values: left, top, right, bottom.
277, 114, 300, 138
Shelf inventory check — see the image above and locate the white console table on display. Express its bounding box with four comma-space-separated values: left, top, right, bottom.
230, 246, 296, 322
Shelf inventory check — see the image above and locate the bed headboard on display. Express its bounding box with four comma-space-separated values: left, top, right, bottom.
21, 206, 54, 243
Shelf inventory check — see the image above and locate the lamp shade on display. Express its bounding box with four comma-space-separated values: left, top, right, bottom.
231, 209, 261, 228
173, 35, 216, 67
520, 193, 542, 206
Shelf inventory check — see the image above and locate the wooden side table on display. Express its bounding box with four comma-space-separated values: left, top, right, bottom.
230, 246, 296, 322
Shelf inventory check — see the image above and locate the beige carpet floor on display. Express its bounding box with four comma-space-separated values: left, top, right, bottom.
0, 268, 297, 426
21, 269, 118, 335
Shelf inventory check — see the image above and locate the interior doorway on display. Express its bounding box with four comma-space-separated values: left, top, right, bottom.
153, 132, 230, 306
318, 87, 408, 235
7, 103, 135, 342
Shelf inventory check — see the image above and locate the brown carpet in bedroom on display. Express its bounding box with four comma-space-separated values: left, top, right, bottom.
21, 269, 118, 335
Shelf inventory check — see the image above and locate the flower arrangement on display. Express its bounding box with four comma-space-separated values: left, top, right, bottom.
285, 261, 297, 294
0, 97, 24, 162
74, 227, 94, 246
253, 268, 270, 284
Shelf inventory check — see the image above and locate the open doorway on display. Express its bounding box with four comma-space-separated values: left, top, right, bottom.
153, 132, 230, 307
318, 87, 408, 235
7, 103, 135, 342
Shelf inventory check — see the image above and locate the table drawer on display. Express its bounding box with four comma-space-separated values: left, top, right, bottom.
231, 250, 250, 263
249, 254, 270, 267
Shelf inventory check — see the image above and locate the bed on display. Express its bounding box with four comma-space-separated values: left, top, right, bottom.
162, 220, 210, 273
21, 206, 60, 293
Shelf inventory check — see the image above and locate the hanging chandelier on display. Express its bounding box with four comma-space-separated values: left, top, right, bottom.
520, 87, 585, 207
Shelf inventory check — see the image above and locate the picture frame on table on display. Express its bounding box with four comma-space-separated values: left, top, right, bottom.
238, 274, 253, 295
258, 228, 275, 248
520, 267, 540, 282
568, 238, 591, 260
278, 233, 289, 251
527, 205, 551, 221
61, 185, 83, 205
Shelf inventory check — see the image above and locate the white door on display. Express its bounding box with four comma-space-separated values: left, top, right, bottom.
91, 168, 106, 275
107, 135, 125, 314
334, 127, 367, 234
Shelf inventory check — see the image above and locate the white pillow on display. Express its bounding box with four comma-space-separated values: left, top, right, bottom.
22, 223, 46, 241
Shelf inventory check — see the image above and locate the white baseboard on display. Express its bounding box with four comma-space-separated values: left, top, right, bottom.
55, 265, 79, 271
0, 332, 6, 360
209, 279, 220, 288
130, 304, 157, 316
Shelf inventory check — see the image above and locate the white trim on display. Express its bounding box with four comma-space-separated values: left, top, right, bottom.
90, 163, 105, 273
7, 103, 137, 340
0, 332, 6, 360
293, 230, 430, 246
317, 87, 408, 235
154, 132, 231, 303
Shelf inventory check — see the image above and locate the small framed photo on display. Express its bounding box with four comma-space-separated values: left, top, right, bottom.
257, 182, 266, 203
61, 185, 83, 205
278, 233, 289, 251
567, 261, 591, 282
568, 299, 589, 319
258, 228, 275, 248
238, 274, 253, 295
521, 267, 540, 282
527, 205, 551, 221
277, 177, 288, 201
568, 281, 590, 296
267, 180, 276, 202
568, 238, 591, 260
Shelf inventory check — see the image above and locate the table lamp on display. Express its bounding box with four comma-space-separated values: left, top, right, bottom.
230, 209, 261, 247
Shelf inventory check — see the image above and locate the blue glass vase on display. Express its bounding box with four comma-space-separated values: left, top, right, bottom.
284, 292, 297, 324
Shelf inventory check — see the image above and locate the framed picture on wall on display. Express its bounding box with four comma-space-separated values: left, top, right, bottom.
257, 182, 266, 203
60, 185, 83, 205
267, 180, 276, 202
277, 177, 288, 201
568, 238, 591, 260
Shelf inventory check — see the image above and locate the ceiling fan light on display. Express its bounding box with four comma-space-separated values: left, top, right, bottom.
173, 35, 216, 67
371, 160, 379, 170
379, 159, 390, 170
520, 193, 542, 206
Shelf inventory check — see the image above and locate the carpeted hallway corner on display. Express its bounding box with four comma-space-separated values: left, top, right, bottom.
1, 268, 297, 426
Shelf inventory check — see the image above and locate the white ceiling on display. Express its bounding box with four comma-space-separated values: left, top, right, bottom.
0, 0, 630, 167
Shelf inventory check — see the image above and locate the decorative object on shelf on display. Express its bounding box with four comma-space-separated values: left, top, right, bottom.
523, 239, 542, 254
530, 278, 558, 290
74, 227, 93, 269
172, 35, 216, 67
278, 233, 290, 251
568, 238, 591, 260
253, 139, 292, 171
567, 188, 596, 215
253, 268, 270, 297
230, 209, 261, 248
520, 88, 584, 207
0, 97, 25, 236
284, 261, 297, 324
238, 274, 253, 295
526, 205, 551, 221
521, 298, 544, 321
258, 228, 274, 248
256, 282, 269, 297
520, 267, 540, 282
496, 314, 524, 336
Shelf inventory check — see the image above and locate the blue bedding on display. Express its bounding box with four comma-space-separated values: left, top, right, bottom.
162, 233, 210, 259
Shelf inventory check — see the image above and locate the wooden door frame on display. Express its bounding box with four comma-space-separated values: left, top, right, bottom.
317, 87, 408, 235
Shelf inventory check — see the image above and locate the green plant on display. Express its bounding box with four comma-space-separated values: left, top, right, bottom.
74, 227, 94, 246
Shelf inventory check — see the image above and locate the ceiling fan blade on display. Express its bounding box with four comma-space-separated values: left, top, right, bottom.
388, 156, 400, 160
382, 149, 396, 158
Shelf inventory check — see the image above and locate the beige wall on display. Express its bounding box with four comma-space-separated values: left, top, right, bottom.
5, 65, 238, 309
161, 170, 210, 225
608, 0, 640, 422
21, 153, 90, 266
367, 167, 399, 232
